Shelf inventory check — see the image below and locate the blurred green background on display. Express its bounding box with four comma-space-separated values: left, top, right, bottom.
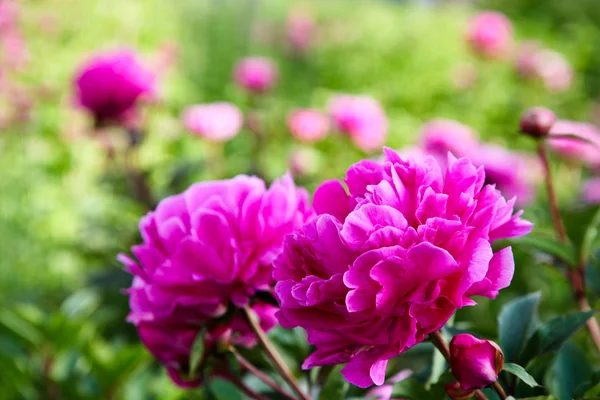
1, 0, 600, 398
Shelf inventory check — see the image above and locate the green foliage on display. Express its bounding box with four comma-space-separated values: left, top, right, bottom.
504, 363, 540, 388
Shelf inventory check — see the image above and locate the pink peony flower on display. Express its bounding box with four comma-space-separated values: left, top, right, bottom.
287, 108, 330, 142
120, 174, 312, 385
287, 10, 315, 53
418, 119, 479, 169
328, 94, 388, 153
470, 144, 541, 206
535, 50, 573, 92
74, 49, 156, 126
273, 148, 532, 388
449, 334, 504, 391
582, 177, 600, 204
466, 11, 513, 59
549, 120, 600, 170
289, 147, 321, 178
233, 56, 278, 94
514, 41, 542, 79
182, 102, 243, 142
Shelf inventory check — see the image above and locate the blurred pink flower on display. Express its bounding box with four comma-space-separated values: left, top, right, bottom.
233, 56, 278, 94
182, 102, 243, 142
289, 147, 321, 177
514, 41, 542, 79
536, 50, 573, 92
287, 10, 315, 53
449, 334, 504, 391
287, 108, 330, 142
549, 120, 600, 170
466, 11, 513, 59
120, 174, 313, 386
581, 177, 600, 204
74, 49, 156, 126
366, 370, 412, 400
418, 119, 479, 168
328, 94, 388, 153
274, 148, 532, 388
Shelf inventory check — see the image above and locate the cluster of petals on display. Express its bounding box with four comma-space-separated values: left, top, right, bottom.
328, 94, 388, 153
549, 120, 600, 170
287, 108, 330, 142
120, 174, 312, 385
233, 56, 278, 94
74, 49, 156, 126
182, 102, 243, 142
466, 11, 513, 59
410, 119, 540, 205
514, 42, 573, 92
273, 148, 532, 388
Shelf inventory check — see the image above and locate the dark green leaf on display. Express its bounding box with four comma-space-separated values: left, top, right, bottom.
516, 353, 555, 398
498, 292, 542, 363
573, 370, 600, 399
509, 235, 578, 267
563, 205, 600, 251
226, 351, 240, 379
319, 365, 349, 400
521, 311, 595, 363
391, 378, 430, 399
503, 363, 539, 388
548, 342, 593, 400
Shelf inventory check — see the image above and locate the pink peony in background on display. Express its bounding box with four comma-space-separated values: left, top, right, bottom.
549, 120, 600, 170
582, 177, 600, 204
74, 49, 156, 126
233, 56, 278, 94
287, 108, 330, 142
182, 102, 243, 142
328, 94, 388, 153
120, 174, 312, 385
273, 148, 532, 388
514, 43, 573, 92
448, 334, 504, 391
287, 10, 315, 53
466, 11, 513, 59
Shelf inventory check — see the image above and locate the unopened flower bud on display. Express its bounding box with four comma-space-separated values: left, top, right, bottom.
445, 382, 476, 400
520, 107, 556, 138
449, 334, 504, 390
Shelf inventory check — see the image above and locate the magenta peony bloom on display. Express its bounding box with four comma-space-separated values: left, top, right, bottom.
466, 11, 513, 59
549, 120, 600, 170
182, 102, 243, 142
273, 148, 532, 388
288, 108, 330, 143
74, 49, 155, 126
287, 10, 315, 53
582, 177, 600, 204
471, 144, 541, 206
449, 334, 504, 391
233, 56, 278, 94
120, 174, 312, 385
328, 94, 388, 153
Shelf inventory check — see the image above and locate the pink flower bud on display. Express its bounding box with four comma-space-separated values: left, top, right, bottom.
582, 177, 600, 205
449, 334, 504, 391
466, 11, 513, 59
182, 102, 243, 142
287, 108, 330, 142
233, 56, 278, 94
445, 382, 476, 400
520, 107, 556, 138
287, 10, 315, 53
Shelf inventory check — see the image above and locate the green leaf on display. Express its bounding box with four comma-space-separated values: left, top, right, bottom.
548, 342, 593, 400
503, 363, 539, 388
498, 292, 541, 363
581, 208, 600, 265
573, 370, 600, 398
319, 365, 349, 400
189, 328, 206, 377
563, 205, 600, 251
391, 378, 430, 399
521, 310, 595, 363
226, 351, 240, 379
510, 235, 578, 267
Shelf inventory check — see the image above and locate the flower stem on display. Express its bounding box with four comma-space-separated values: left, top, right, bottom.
242, 305, 310, 400
230, 347, 297, 400
124, 127, 154, 210
491, 381, 507, 400
537, 141, 600, 351
429, 331, 488, 400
